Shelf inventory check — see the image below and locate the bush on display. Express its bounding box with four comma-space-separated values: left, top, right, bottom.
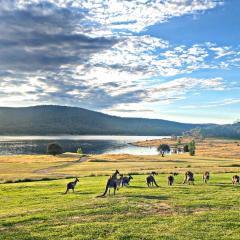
47, 142, 63, 155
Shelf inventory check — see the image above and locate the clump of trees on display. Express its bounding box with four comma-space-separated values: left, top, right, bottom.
47, 142, 63, 155
157, 144, 170, 157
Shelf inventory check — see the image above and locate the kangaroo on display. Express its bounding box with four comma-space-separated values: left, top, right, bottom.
64, 177, 79, 194
122, 175, 133, 187
168, 175, 174, 186
203, 171, 210, 183
232, 175, 239, 185
100, 170, 121, 196
170, 172, 179, 176
146, 174, 159, 187
117, 174, 124, 188
183, 171, 194, 185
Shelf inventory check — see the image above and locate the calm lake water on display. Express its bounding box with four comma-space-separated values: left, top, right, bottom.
0, 135, 167, 155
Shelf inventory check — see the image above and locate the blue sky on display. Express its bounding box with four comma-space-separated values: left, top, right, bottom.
0, 0, 239, 124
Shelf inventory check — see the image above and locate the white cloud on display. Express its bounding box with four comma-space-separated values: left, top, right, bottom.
209, 46, 236, 59
6, 0, 224, 35
181, 98, 240, 109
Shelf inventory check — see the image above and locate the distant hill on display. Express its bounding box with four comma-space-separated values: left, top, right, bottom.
200, 122, 240, 139
0, 105, 207, 136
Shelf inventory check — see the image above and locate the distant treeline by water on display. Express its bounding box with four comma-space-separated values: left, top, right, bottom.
0, 135, 161, 155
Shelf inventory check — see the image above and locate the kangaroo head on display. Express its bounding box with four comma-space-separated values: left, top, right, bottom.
129, 175, 133, 180
115, 170, 120, 175
75, 177, 79, 182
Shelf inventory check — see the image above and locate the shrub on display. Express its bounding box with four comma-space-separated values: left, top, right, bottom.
77, 147, 83, 155
47, 142, 63, 155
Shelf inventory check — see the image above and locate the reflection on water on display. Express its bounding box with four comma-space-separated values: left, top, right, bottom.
0, 135, 167, 155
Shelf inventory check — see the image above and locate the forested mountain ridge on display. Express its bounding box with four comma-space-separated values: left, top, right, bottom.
0, 105, 207, 136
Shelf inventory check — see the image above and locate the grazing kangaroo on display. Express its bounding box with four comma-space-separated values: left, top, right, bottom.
100, 170, 121, 196
122, 175, 133, 187
183, 171, 194, 185
64, 178, 79, 194
170, 172, 179, 176
203, 171, 210, 183
232, 175, 239, 185
146, 174, 159, 187
168, 175, 174, 186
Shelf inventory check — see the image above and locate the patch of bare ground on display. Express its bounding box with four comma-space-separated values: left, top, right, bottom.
136, 202, 173, 215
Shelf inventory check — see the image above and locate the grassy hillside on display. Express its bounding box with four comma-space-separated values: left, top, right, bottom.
0, 105, 205, 135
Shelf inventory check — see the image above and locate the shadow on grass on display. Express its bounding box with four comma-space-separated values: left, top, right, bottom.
128, 194, 168, 200
60, 191, 93, 195
127, 185, 148, 189
73, 191, 94, 195
213, 183, 239, 188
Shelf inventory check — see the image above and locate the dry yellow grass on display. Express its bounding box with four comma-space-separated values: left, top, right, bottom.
1, 150, 240, 183
133, 137, 240, 159
0, 153, 81, 182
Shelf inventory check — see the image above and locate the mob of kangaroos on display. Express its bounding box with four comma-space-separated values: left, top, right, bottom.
64, 170, 239, 197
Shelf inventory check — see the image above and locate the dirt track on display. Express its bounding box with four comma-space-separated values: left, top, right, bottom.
33, 156, 88, 174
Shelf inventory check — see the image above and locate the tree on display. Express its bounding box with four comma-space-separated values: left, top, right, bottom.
77, 147, 83, 155
188, 140, 196, 156
47, 142, 63, 156
157, 144, 170, 157
183, 144, 189, 152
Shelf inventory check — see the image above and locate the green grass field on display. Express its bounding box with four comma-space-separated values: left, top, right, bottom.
0, 173, 240, 239
0, 151, 240, 239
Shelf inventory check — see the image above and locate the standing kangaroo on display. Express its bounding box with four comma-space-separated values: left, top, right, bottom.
203, 171, 210, 183
232, 175, 239, 184
122, 175, 133, 187
183, 171, 194, 185
168, 175, 174, 186
146, 172, 159, 187
64, 178, 79, 194
100, 170, 121, 196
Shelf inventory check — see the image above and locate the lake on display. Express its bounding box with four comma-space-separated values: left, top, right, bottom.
0, 135, 167, 155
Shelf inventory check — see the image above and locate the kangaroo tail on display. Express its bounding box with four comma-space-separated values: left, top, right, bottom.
97, 180, 110, 197
153, 177, 159, 187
